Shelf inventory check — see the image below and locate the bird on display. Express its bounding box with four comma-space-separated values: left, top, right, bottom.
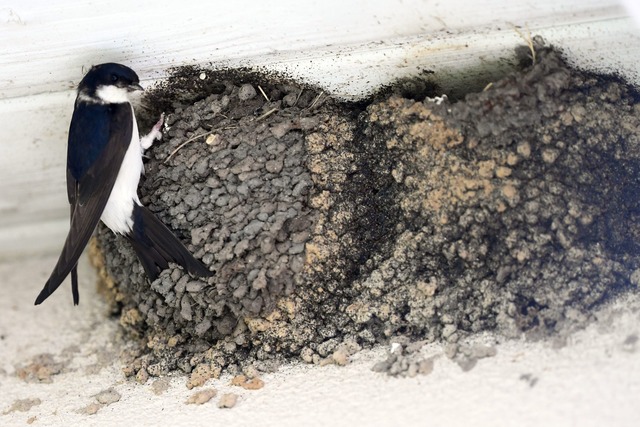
35, 63, 212, 305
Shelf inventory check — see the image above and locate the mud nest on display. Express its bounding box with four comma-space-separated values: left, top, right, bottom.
94, 43, 640, 379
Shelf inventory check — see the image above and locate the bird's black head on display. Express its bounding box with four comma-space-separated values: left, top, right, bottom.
77, 63, 143, 104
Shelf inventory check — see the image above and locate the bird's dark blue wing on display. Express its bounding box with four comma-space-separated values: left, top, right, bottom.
67, 103, 112, 183
35, 102, 133, 305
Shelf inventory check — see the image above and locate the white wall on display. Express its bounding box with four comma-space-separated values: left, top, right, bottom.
1, 0, 639, 259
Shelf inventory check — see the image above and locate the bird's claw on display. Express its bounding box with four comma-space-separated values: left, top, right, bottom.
152, 113, 165, 134
141, 113, 165, 150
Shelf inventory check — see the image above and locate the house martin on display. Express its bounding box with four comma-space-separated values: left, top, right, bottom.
35, 63, 212, 305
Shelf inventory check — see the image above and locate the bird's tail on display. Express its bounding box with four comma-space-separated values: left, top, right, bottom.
125, 204, 212, 281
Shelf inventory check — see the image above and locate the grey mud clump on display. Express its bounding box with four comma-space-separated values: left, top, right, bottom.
95, 44, 640, 379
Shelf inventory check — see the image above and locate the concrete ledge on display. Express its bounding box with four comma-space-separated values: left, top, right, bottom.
1, 255, 638, 426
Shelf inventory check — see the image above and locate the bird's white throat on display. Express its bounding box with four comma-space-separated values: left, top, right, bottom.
95, 85, 131, 104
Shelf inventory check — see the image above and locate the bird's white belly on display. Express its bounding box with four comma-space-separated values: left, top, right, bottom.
100, 105, 143, 234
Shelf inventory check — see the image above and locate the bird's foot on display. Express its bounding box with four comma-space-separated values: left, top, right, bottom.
140, 113, 165, 150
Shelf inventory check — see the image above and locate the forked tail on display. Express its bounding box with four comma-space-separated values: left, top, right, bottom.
126, 204, 213, 280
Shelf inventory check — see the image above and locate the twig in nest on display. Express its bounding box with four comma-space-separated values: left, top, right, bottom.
258, 85, 270, 102
164, 131, 216, 163
254, 108, 279, 122
513, 24, 536, 64
307, 91, 325, 110
163, 125, 237, 164
292, 89, 304, 107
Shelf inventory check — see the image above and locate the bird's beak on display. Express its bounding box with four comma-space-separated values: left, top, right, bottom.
129, 83, 144, 92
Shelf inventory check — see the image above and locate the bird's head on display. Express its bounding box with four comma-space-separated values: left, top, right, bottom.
77, 63, 143, 104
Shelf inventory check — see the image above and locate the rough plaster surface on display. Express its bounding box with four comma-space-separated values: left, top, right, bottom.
1, 256, 639, 426
94, 45, 640, 379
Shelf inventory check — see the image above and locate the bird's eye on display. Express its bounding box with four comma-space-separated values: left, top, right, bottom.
111, 74, 119, 82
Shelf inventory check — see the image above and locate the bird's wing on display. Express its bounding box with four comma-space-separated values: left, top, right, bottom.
35, 102, 133, 305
